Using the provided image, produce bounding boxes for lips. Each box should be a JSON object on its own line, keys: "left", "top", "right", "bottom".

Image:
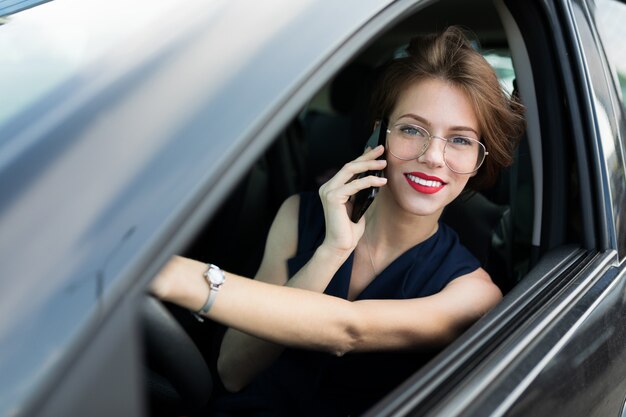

{"left": 404, "top": 172, "right": 446, "bottom": 194}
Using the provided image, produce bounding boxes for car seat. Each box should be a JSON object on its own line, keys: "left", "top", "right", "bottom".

{"left": 301, "top": 63, "right": 375, "bottom": 190}
{"left": 441, "top": 192, "right": 512, "bottom": 293}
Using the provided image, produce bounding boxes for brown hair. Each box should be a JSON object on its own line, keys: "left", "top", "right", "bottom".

{"left": 370, "top": 26, "right": 525, "bottom": 190}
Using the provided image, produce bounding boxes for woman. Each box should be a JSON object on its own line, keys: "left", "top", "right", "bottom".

{"left": 152, "top": 26, "right": 525, "bottom": 416}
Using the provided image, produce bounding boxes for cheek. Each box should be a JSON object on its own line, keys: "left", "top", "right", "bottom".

{"left": 384, "top": 154, "right": 405, "bottom": 173}
{"left": 448, "top": 174, "right": 472, "bottom": 198}
{"left": 383, "top": 159, "right": 407, "bottom": 184}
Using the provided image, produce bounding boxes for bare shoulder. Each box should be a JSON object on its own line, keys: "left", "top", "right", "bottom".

{"left": 279, "top": 193, "right": 301, "bottom": 220}
{"left": 270, "top": 194, "right": 300, "bottom": 247}
{"left": 445, "top": 267, "right": 501, "bottom": 291}
{"left": 254, "top": 194, "right": 301, "bottom": 285}
{"left": 441, "top": 268, "right": 503, "bottom": 314}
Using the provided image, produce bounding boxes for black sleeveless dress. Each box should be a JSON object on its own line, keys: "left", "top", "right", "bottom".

{"left": 212, "top": 192, "right": 480, "bottom": 417}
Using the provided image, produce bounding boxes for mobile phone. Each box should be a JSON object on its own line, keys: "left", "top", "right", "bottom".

{"left": 349, "top": 119, "right": 388, "bottom": 223}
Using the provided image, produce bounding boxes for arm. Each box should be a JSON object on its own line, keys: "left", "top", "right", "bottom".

{"left": 154, "top": 259, "right": 501, "bottom": 355}
{"left": 217, "top": 194, "right": 349, "bottom": 392}
{"left": 215, "top": 145, "right": 390, "bottom": 390}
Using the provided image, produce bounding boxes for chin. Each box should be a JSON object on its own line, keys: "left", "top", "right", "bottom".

{"left": 408, "top": 201, "right": 445, "bottom": 218}
{"left": 395, "top": 193, "right": 447, "bottom": 218}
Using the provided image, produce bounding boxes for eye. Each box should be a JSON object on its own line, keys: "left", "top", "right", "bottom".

{"left": 449, "top": 136, "right": 473, "bottom": 146}
{"left": 398, "top": 124, "right": 427, "bottom": 137}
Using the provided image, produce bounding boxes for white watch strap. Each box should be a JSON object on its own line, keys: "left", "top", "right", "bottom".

{"left": 196, "top": 264, "right": 224, "bottom": 316}
{"left": 197, "top": 289, "right": 213, "bottom": 316}
{"left": 199, "top": 285, "right": 219, "bottom": 315}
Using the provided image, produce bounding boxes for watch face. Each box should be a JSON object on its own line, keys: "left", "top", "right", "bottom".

{"left": 208, "top": 265, "right": 225, "bottom": 285}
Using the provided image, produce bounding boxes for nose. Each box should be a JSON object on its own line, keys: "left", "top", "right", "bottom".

{"left": 417, "top": 136, "right": 446, "bottom": 168}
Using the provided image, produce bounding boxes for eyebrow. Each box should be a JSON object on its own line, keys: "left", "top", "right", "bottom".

{"left": 397, "top": 113, "right": 479, "bottom": 137}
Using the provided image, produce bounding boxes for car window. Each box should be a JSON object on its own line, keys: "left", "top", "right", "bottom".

{"left": 593, "top": 0, "right": 626, "bottom": 110}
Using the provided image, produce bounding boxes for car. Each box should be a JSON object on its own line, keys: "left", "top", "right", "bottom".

{"left": 1, "top": 0, "right": 626, "bottom": 416}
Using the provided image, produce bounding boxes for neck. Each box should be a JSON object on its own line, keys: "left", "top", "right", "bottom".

{"left": 364, "top": 189, "right": 441, "bottom": 254}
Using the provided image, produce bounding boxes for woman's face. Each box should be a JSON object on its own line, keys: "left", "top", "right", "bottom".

{"left": 382, "top": 77, "right": 481, "bottom": 218}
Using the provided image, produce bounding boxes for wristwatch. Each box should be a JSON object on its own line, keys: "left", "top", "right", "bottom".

{"left": 196, "top": 263, "right": 226, "bottom": 316}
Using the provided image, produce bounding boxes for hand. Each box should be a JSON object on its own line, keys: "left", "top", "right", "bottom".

{"left": 318, "top": 145, "right": 387, "bottom": 256}
{"left": 150, "top": 256, "right": 208, "bottom": 311}
{"left": 149, "top": 255, "right": 183, "bottom": 301}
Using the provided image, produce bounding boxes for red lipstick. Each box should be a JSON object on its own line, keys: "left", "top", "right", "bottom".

{"left": 404, "top": 172, "right": 446, "bottom": 194}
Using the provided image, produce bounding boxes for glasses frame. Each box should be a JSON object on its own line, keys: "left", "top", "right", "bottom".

{"left": 385, "top": 123, "right": 488, "bottom": 174}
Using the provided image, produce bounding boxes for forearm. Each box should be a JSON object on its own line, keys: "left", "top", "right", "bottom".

{"left": 212, "top": 273, "right": 356, "bottom": 354}
{"left": 155, "top": 256, "right": 357, "bottom": 355}
{"left": 283, "top": 243, "right": 349, "bottom": 291}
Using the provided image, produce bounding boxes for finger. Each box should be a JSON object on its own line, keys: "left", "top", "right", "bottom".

{"left": 355, "top": 144, "right": 385, "bottom": 161}
{"left": 326, "top": 158, "right": 387, "bottom": 186}
{"left": 345, "top": 175, "right": 388, "bottom": 196}
{"left": 324, "top": 175, "right": 387, "bottom": 203}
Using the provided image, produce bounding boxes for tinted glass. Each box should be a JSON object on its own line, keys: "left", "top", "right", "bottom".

{"left": 594, "top": 0, "right": 626, "bottom": 110}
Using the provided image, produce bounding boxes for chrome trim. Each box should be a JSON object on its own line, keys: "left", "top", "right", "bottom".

{"left": 490, "top": 251, "right": 619, "bottom": 416}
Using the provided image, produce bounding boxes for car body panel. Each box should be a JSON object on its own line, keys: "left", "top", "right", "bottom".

{"left": 503, "top": 262, "right": 626, "bottom": 417}
{"left": 423, "top": 250, "right": 622, "bottom": 416}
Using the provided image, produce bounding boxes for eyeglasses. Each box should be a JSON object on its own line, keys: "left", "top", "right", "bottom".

{"left": 386, "top": 123, "right": 488, "bottom": 174}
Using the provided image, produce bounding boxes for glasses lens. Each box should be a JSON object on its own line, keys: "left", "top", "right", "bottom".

{"left": 388, "top": 124, "right": 430, "bottom": 159}
{"left": 443, "top": 137, "right": 485, "bottom": 174}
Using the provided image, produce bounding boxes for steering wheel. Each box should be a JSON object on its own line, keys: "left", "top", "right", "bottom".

{"left": 141, "top": 296, "right": 213, "bottom": 416}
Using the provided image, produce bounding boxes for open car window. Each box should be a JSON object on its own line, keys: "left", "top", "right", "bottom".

{"left": 172, "top": 1, "right": 590, "bottom": 415}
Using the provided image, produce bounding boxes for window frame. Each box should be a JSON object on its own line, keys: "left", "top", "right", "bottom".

{"left": 570, "top": 0, "right": 626, "bottom": 260}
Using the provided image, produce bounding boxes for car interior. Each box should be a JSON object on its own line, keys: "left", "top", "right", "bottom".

{"left": 142, "top": 0, "right": 588, "bottom": 415}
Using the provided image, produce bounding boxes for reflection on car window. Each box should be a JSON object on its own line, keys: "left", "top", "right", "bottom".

{"left": 484, "top": 51, "right": 515, "bottom": 95}
{"left": 594, "top": 0, "right": 626, "bottom": 110}
{"left": 0, "top": 0, "right": 180, "bottom": 135}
